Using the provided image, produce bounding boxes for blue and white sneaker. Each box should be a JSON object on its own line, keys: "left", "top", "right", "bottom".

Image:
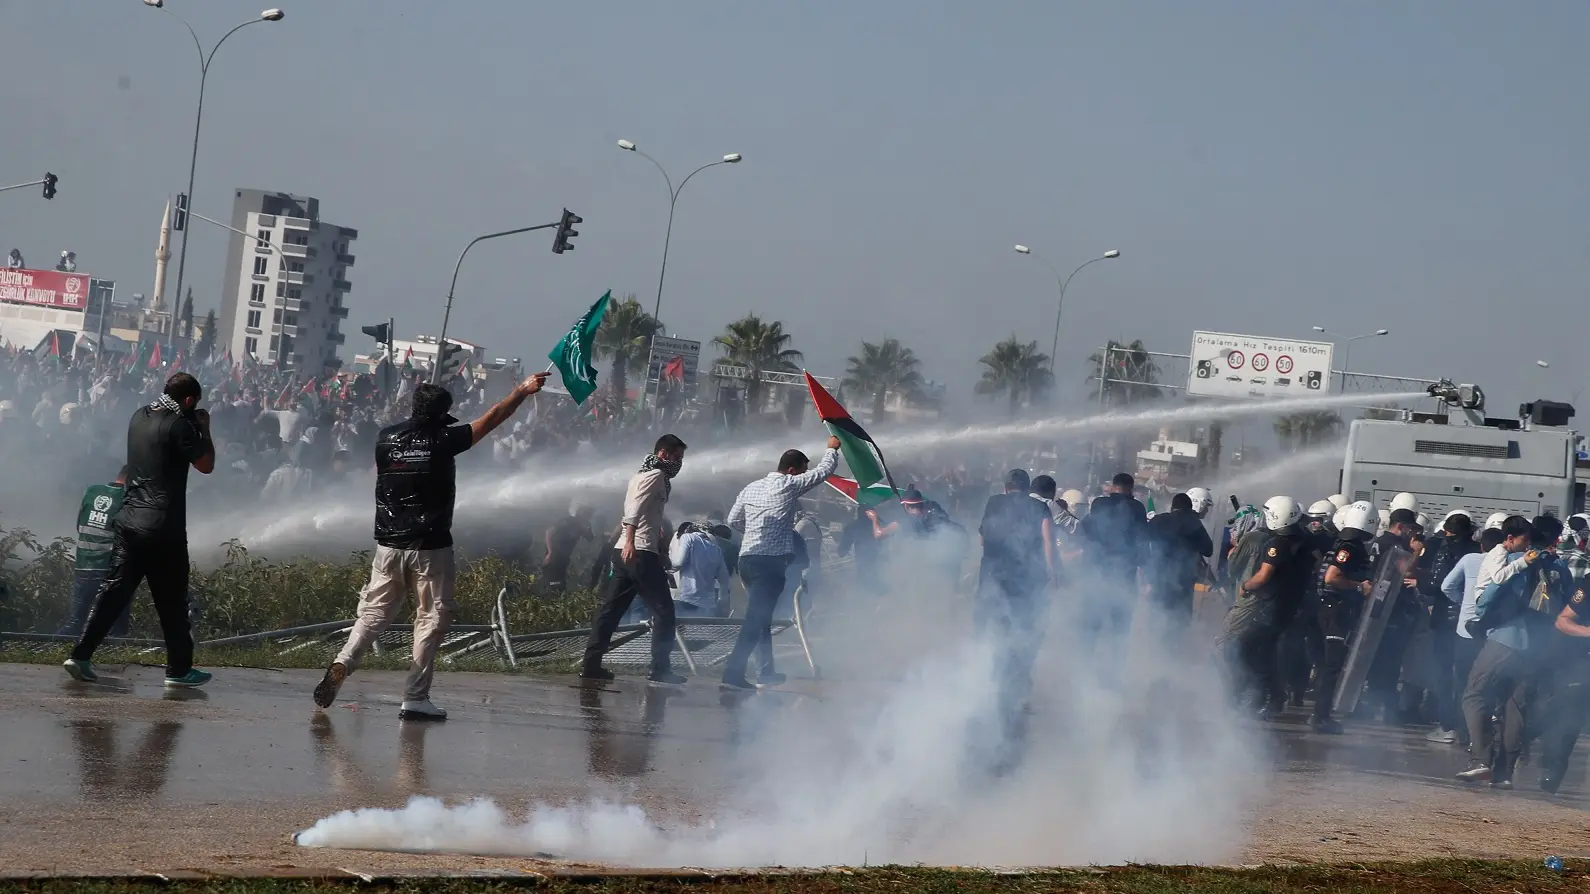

{"left": 63, "top": 658, "right": 97, "bottom": 683}
{"left": 164, "top": 669, "right": 213, "bottom": 689}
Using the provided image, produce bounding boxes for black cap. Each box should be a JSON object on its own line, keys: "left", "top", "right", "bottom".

{"left": 1004, "top": 469, "right": 1030, "bottom": 491}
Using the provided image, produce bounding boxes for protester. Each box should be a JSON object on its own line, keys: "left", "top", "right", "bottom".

{"left": 65, "top": 372, "right": 215, "bottom": 687}
{"left": 55, "top": 466, "right": 130, "bottom": 639}
{"left": 311, "top": 373, "right": 548, "bottom": 721}
{"left": 669, "top": 520, "right": 732, "bottom": 618}
{"left": 720, "top": 436, "right": 842, "bottom": 690}
{"left": 581, "top": 434, "right": 691, "bottom": 686}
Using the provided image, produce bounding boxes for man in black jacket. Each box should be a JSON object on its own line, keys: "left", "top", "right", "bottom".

{"left": 1147, "top": 492, "right": 1214, "bottom": 623}
{"left": 1079, "top": 472, "right": 1149, "bottom": 646}
{"left": 312, "top": 375, "right": 546, "bottom": 721}
{"left": 65, "top": 373, "right": 215, "bottom": 688}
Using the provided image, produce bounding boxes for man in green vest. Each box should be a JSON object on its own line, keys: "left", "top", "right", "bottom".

{"left": 56, "top": 467, "right": 130, "bottom": 638}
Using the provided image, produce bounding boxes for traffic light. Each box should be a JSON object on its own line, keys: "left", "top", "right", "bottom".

{"left": 551, "top": 208, "right": 582, "bottom": 254}
{"left": 360, "top": 322, "right": 390, "bottom": 343}
{"left": 172, "top": 193, "right": 188, "bottom": 231}
{"left": 41, "top": 173, "right": 57, "bottom": 201}
{"left": 436, "top": 341, "right": 468, "bottom": 379}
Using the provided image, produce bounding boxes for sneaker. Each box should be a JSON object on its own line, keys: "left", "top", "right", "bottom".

{"left": 1310, "top": 718, "right": 1344, "bottom": 735}
{"left": 1490, "top": 776, "right": 1513, "bottom": 790}
{"left": 648, "top": 671, "right": 688, "bottom": 686}
{"left": 580, "top": 667, "right": 616, "bottom": 683}
{"left": 1425, "top": 727, "right": 1459, "bottom": 744}
{"left": 164, "top": 669, "right": 212, "bottom": 689}
{"left": 1456, "top": 761, "right": 1492, "bottom": 783}
{"left": 758, "top": 672, "right": 787, "bottom": 686}
{"left": 399, "top": 699, "right": 447, "bottom": 721}
{"left": 313, "top": 662, "right": 346, "bottom": 709}
{"left": 720, "top": 676, "right": 756, "bottom": 692}
{"left": 62, "top": 658, "right": 97, "bottom": 683}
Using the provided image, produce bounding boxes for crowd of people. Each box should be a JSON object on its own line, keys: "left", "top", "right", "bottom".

{"left": 34, "top": 351, "right": 1590, "bottom": 792}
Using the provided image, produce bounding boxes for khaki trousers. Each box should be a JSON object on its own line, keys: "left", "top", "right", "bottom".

{"left": 336, "top": 545, "right": 457, "bottom": 701}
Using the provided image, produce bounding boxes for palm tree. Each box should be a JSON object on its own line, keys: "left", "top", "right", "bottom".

{"left": 843, "top": 338, "right": 924, "bottom": 422}
{"left": 1274, "top": 410, "right": 1344, "bottom": 449}
{"left": 714, "top": 315, "right": 802, "bottom": 411}
{"left": 977, "top": 336, "right": 1052, "bottom": 415}
{"left": 1088, "top": 339, "right": 1161, "bottom": 405}
{"left": 592, "top": 294, "right": 662, "bottom": 405}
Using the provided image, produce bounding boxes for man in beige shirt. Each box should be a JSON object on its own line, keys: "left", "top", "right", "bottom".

{"left": 581, "top": 434, "right": 688, "bottom": 684}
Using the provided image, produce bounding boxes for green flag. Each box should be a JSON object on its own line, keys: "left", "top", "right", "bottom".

{"left": 547, "top": 291, "right": 611, "bottom": 405}
{"left": 1146, "top": 494, "right": 1156, "bottom": 514}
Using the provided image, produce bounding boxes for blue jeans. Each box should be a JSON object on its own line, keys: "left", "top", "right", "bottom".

{"left": 58, "top": 570, "right": 129, "bottom": 639}
{"left": 723, "top": 554, "right": 788, "bottom": 682}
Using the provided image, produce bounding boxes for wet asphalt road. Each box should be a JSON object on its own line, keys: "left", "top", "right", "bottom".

{"left": 1, "top": 660, "right": 1588, "bottom": 873}
{"left": 2, "top": 660, "right": 1584, "bottom": 807}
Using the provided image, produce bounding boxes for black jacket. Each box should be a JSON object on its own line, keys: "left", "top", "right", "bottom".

{"left": 372, "top": 417, "right": 474, "bottom": 550}
{"left": 1147, "top": 508, "right": 1214, "bottom": 592}
{"left": 1081, "top": 493, "right": 1149, "bottom": 575}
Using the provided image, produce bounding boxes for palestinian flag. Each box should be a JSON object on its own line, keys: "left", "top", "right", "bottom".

{"left": 147, "top": 342, "right": 162, "bottom": 369}
{"left": 804, "top": 371, "right": 894, "bottom": 496}
{"left": 825, "top": 475, "right": 896, "bottom": 508}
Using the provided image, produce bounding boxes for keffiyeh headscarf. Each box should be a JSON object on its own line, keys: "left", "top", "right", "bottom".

{"left": 150, "top": 393, "right": 183, "bottom": 414}
{"left": 641, "top": 453, "right": 682, "bottom": 499}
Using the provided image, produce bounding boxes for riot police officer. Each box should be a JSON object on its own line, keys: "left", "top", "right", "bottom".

{"left": 1363, "top": 508, "right": 1424, "bottom": 722}
{"left": 1311, "top": 500, "right": 1378, "bottom": 734}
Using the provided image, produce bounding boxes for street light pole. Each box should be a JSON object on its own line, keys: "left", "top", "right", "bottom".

{"left": 146, "top": 2, "right": 285, "bottom": 358}
{"left": 1013, "top": 245, "right": 1120, "bottom": 370}
{"left": 431, "top": 223, "right": 561, "bottom": 384}
{"left": 617, "top": 140, "right": 741, "bottom": 327}
{"left": 1313, "top": 326, "right": 1389, "bottom": 393}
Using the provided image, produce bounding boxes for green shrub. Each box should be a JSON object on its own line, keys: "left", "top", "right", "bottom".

{"left": 0, "top": 526, "right": 604, "bottom": 640}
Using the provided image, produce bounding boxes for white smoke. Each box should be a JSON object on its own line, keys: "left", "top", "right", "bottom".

{"left": 295, "top": 529, "right": 1265, "bottom": 867}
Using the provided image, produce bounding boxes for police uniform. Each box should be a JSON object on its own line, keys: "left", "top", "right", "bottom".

{"left": 1279, "top": 523, "right": 1339, "bottom": 703}
{"left": 1536, "top": 586, "right": 1590, "bottom": 791}
{"left": 1364, "top": 531, "right": 1418, "bottom": 720}
{"left": 1312, "top": 535, "right": 1373, "bottom": 725}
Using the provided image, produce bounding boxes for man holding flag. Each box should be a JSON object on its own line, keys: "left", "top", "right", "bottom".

{"left": 312, "top": 370, "right": 547, "bottom": 720}
{"left": 722, "top": 434, "right": 843, "bottom": 690}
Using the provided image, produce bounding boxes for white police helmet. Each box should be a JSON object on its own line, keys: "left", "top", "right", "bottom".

{"left": 1339, "top": 500, "right": 1377, "bottom": 535}
{"left": 1327, "top": 494, "right": 1349, "bottom": 510}
{"left": 1307, "top": 500, "right": 1336, "bottom": 518}
{"left": 1186, "top": 486, "right": 1214, "bottom": 518}
{"left": 1390, "top": 492, "right": 1419, "bottom": 513}
{"left": 1263, "top": 495, "right": 1302, "bottom": 531}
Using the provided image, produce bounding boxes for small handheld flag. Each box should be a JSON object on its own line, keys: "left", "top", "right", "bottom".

{"left": 547, "top": 291, "right": 611, "bottom": 405}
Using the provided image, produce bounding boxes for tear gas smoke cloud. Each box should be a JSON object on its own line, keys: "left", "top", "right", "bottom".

{"left": 296, "top": 527, "right": 1265, "bottom": 867}
{"left": 223, "top": 391, "right": 1421, "bottom": 555}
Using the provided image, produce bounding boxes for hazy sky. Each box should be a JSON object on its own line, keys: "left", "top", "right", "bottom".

{"left": 2, "top": 1, "right": 1585, "bottom": 411}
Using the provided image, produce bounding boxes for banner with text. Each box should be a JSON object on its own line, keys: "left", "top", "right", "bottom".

{"left": 0, "top": 267, "right": 91, "bottom": 312}
{"left": 1187, "top": 331, "right": 1333, "bottom": 399}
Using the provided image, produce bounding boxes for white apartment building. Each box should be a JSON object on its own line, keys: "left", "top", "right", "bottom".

{"left": 215, "top": 190, "right": 356, "bottom": 371}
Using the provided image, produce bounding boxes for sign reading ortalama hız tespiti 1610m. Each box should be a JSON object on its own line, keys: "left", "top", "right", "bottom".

{"left": 1187, "top": 330, "right": 1333, "bottom": 399}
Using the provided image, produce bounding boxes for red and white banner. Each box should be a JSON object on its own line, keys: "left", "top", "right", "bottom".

{"left": 0, "top": 267, "right": 90, "bottom": 311}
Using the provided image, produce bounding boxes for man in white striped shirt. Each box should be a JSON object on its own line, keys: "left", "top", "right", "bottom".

{"left": 721, "top": 436, "right": 841, "bottom": 689}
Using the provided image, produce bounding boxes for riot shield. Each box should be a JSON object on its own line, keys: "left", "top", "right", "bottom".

{"left": 1332, "top": 546, "right": 1413, "bottom": 715}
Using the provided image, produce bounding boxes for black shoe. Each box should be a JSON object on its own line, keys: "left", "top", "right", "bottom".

{"left": 758, "top": 672, "right": 787, "bottom": 686}
{"left": 720, "top": 676, "right": 755, "bottom": 691}
{"left": 580, "top": 667, "right": 616, "bottom": 682}
{"left": 312, "top": 662, "right": 346, "bottom": 709}
{"left": 1289, "top": 693, "right": 1305, "bottom": 708}
{"left": 648, "top": 671, "right": 687, "bottom": 686}
{"left": 1310, "top": 718, "right": 1344, "bottom": 735}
